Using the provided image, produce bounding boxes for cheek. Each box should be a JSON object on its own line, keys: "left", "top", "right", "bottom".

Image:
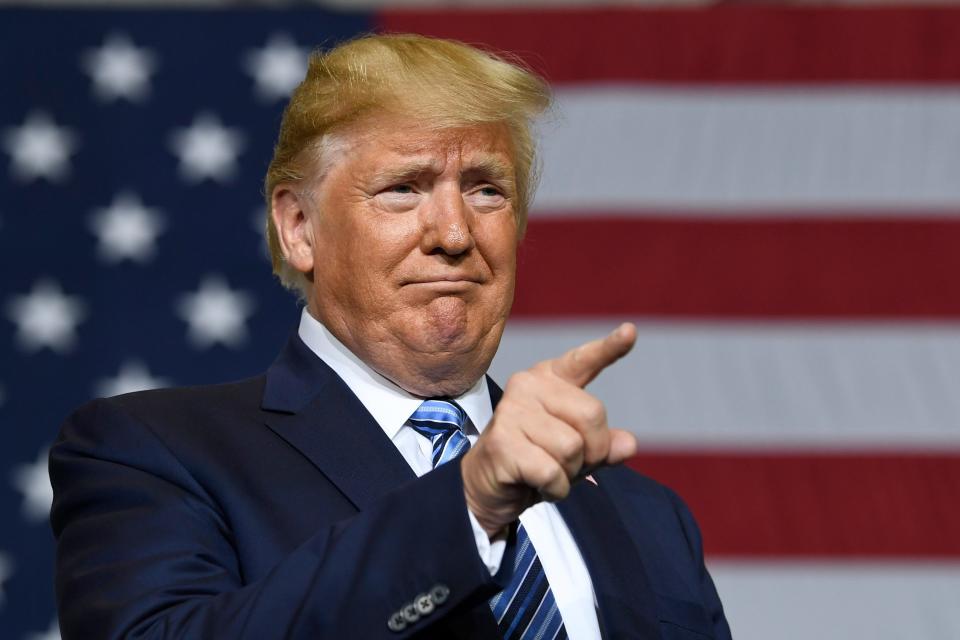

{"left": 348, "top": 217, "right": 422, "bottom": 285}
{"left": 376, "top": 223, "right": 422, "bottom": 269}
{"left": 322, "top": 203, "right": 412, "bottom": 257}
{"left": 477, "top": 218, "right": 520, "bottom": 276}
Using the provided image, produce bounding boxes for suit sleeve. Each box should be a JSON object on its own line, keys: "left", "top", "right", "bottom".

{"left": 50, "top": 398, "right": 507, "bottom": 640}
{"left": 663, "top": 486, "right": 733, "bottom": 640}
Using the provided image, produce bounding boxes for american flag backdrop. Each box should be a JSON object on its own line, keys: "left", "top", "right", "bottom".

{"left": 2, "top": 5, "right": 959, "bottom": 639}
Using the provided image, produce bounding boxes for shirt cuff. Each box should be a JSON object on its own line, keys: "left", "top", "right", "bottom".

{"left": 467, "top": 509, "right": 507, "bottom": 575}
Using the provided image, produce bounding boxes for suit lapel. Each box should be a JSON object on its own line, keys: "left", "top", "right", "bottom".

{"left": 557, "top": 477, "right": 661, "bottom": 639}
{"left": 261, "top": 332, "right": 415, "bottom": 511}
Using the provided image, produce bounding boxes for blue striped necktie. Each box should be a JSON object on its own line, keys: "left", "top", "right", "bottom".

{"left": 407, "top": 399, "right": 568, "bottom": 640}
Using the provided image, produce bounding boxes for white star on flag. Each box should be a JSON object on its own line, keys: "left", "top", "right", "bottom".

{"left": 177, "top": 275, "right": 255, "bottom": 348}
{"left": 89, "top": 191, "right": 165, "bottom": 263}
{"left": 25, "top": 618, "right": 61, "bottom": 640}
{"left": 0, "top": 551, "right": 12, "bottom": 608}
{"left": 96, "top": 361, "right": 170, "bottom": 397}
{"left": 81, "top": 33, "right": 158, "bottom": 103}
{"left": 168, "top": 113, "right": 245, "bottom": 183}
{"left": 6, "top": 279, "right": 87, "bottom": 353}
{"left": 243, "top": 34, "right": 309, "bottom": 101}
{"left": 11, "top": 447, "right": 53, "bottom": 523}
{"left": 2, "top": 111, "right": 78, "bottom": 183}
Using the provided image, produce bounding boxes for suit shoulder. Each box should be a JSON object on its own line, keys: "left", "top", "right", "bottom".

{"left": 113, "top": 376, "right": 266, "bottom": 414}
{"left": 62, "top": 376, "right": 267, "bottom": 441}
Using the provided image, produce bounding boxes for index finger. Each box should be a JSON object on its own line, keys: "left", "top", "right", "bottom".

{"left": 549, "top": 322, "right": 637, "bottom": 388}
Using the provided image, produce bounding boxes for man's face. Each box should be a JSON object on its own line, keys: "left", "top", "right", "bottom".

{"left": 295, "top": 116, "right": 520, "bottom": 396}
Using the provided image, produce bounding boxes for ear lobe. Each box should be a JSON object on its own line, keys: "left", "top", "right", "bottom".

{"left": 271, "top": 185, "right": 315, "bottom": 274}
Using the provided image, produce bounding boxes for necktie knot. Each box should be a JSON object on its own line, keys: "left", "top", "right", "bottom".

{"left": 408, "top": 399, "right": 470, "bottom": 468}
{"left": 409, "top": 399, "right": 466, "bottom": 431}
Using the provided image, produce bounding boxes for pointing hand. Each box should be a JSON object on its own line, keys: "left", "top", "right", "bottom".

{"left": 461, "top": 323, "right": 639, "bottom": 537}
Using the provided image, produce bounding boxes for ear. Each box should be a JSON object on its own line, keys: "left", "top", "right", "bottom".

{"left": 271, "top": 185, "right": 315, "bottom": 275}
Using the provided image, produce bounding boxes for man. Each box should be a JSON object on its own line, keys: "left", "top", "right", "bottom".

{"left": 51, "top": 34, "right": 730, "bottom": 639}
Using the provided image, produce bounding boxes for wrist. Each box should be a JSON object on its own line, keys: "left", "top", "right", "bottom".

{"left": 464, "top": 489, "right": 508, "bottom": 538}
{"left": 461, "top": 449, "right": 503, "bottom": 537}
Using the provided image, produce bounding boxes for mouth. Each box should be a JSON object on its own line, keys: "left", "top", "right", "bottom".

{"left": 403, "top": 274, "right": 483, "bottom": 285}
{"left": 405, "top": 279, "right": 479, "bottom": 290}
{"left": 402, "top": 276, "right": 484, "bottom": 293}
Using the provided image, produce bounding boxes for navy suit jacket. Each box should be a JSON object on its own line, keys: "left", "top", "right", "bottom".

{"left": 50, "top": 332, "right": 731, "bottom": 639}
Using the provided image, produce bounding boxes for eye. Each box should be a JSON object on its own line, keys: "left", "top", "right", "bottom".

{"left": 375, "top": 183, "right": 420, "bottom": 213}
{"left": 466, "top": 184, "right": 507, "bottom": 212}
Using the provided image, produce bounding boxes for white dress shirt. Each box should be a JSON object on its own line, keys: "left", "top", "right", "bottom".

{"left": 298, "top": 308, "right": 601, "bottom": 639}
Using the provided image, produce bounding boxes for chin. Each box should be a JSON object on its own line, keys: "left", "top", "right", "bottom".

{"left": 400, "top": 329, "right": 492, "bottom": 398}
{"left": 388, "top": 301, "right": 505, "bottom": 395}
{"left": 419, "top": 298, "right": 475, "bottom": 350}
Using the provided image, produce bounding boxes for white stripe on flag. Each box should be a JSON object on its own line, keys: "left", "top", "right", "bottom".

{"left": 710, "top": 561, "right": 960, "bottom": 640}
{"left": 534, "top": 88, "right": 960, "bottom": 213}
{"left": 491, "top": 321, "right": 960, "bottom": 448}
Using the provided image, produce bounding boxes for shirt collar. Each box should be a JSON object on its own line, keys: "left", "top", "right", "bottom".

{"left": 297, "top": 307, "right": 493, "bottom": 440}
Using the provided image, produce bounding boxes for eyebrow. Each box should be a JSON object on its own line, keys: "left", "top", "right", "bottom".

{"left": 464, "top": 157, "right": 515, "bottom": 183}
{"left": 372, "top": 155, "right": 515, "bottom": 185}
{"left": 372, "top": 160, "right": 442, "bottom": 185}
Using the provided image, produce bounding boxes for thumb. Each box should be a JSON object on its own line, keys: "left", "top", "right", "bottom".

{"left": 606, "top": 429, "right": 638, "bottom": 465}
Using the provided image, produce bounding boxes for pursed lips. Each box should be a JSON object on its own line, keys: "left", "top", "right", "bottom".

{"left": 400, "top": 276, "right": 485, "bottom": 297}
{"left": 402, "top": 274, "right": 484, "bottom": 285}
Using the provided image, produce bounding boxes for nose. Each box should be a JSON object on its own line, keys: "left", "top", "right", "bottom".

{"left": 419, "top": 183, "right": 476, "bottom": 256}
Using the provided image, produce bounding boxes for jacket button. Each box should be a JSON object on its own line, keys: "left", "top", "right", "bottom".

{"left": 387, "top": 610, "right": 407, "bottom": 632}
{"left": 401, "top": 602, "right": 420, "bottom": 624}
{"left": 429, "top": 584, "right": 450, "bottom": 606}
{"left": 415, "top": 592, "right": 435, "bottom": 616}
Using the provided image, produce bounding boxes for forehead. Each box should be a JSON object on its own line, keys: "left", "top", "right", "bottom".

{"left": 342, "top": 116, "right": 516, "bottom": 170}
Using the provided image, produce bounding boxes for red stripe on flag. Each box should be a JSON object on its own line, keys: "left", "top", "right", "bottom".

{"left": 513, "top": 216, "right": 960, "bottom": 318}
{"left": 379, "top": 7, "right": 960, "bottom": 84}
{"left": 627, "top": 452, "right": 960, "bottom": 558}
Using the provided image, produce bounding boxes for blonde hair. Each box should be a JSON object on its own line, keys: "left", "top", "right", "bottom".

{"left": 264, "top": 33, "right": 552, "bottom": 298}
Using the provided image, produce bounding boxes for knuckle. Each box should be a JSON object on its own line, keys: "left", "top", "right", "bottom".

{"left": 484, "top": 425, "right": 515, "bottom": 459}
{"left": 582, "top": 399, "right": 606, "bottom": 427}
{"left": 506, "top": 370, "right": 535, "bottom": 393}
{"left": 545, "top": 465, "right": 566, "bottom": 490}
{"left": 555, "top": 430, "right": 583, "bottom": 463}
{"left": 526, "top": 464, "right": 551, "bottom": 489}
{"left": 490, "top": 401, "right": 524, "bottom": 434}
{"left": 536, "top": 459, "right": 563, "bottom": 484}
{"left": 582, "top": 435, "right": 609, "bottom": 466}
